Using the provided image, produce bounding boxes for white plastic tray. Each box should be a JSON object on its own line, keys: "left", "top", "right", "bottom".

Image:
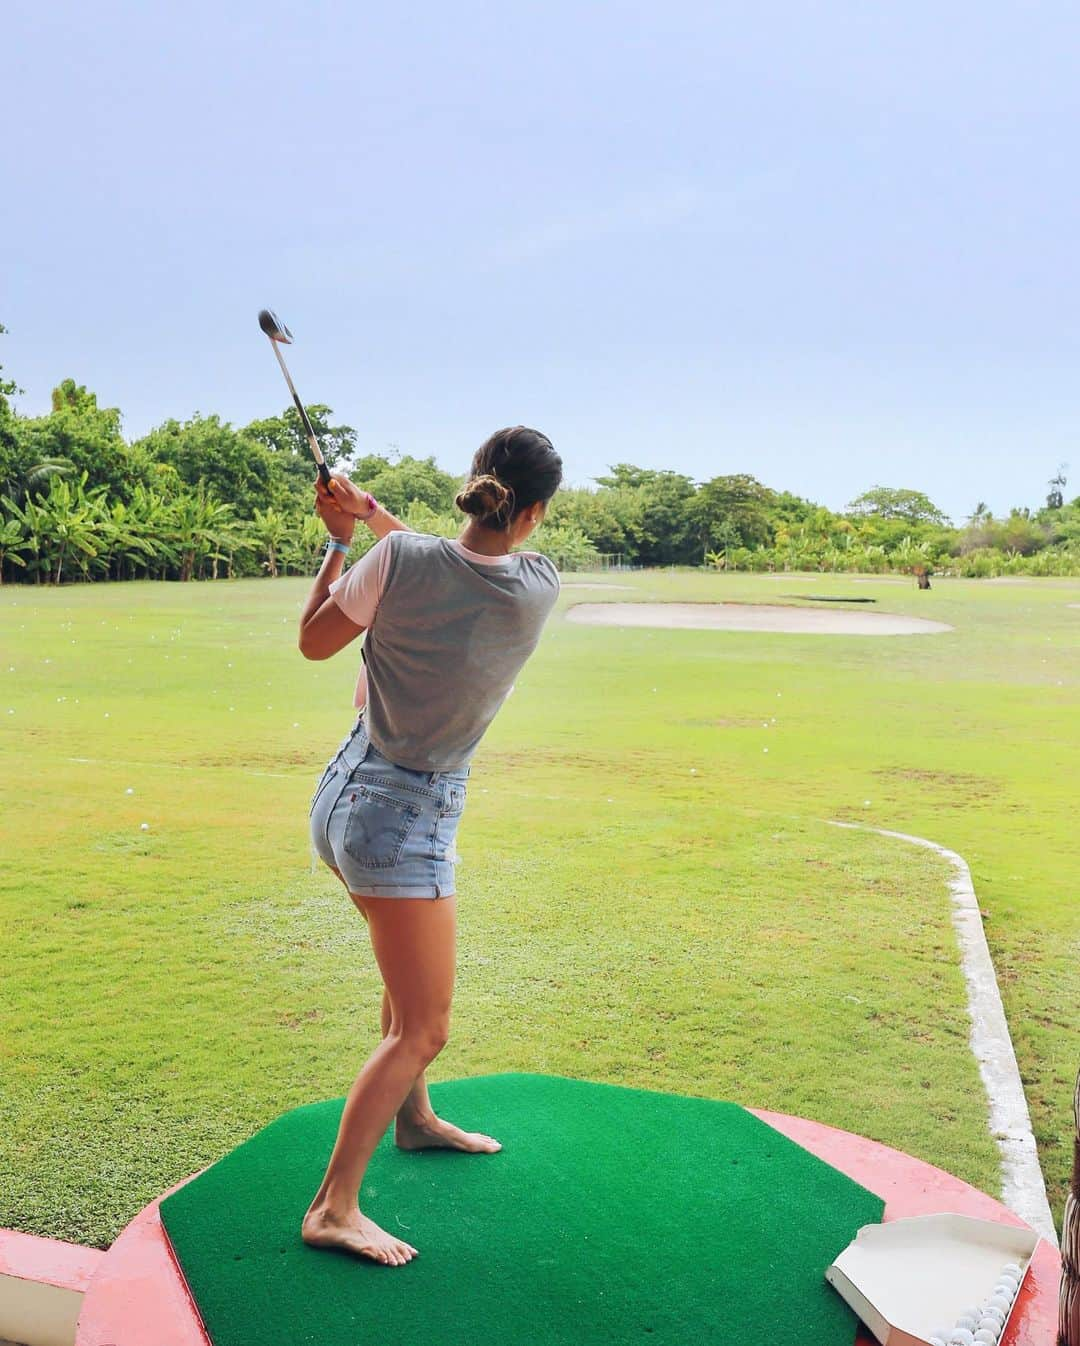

{"left": 825, "top": 1213, "right": 1043, "bottom": 1346}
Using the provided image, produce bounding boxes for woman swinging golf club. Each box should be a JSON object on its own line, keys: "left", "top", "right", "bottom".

{"left": 297, "top": 426, "right": 563, "bottom": 1266}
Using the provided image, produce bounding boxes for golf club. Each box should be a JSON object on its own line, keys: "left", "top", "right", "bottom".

{"left": 257, "top": 308, "right": 333, "bottom": 490}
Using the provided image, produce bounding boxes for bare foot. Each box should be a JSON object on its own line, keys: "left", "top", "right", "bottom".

{"left": 301, "top": 1204, "right": 419, "bottom": 1266}
{"left": 395, "top": 1113, "right": 502, "bottom": 1154}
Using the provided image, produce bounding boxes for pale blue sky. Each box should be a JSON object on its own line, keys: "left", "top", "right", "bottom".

{"left": 4, "top": 1, "right": 1077, "bottom": 522}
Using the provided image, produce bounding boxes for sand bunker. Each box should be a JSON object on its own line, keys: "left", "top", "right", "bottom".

{"left": 565, "top": 602, "right": 952, "bottom": 635}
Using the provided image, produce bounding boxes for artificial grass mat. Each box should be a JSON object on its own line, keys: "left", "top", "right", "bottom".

{"left": 159, "top": 1072, "right": 884, "bottom": 1346}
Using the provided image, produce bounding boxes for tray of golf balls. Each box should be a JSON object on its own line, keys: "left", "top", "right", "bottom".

{"left": 825, "top": 1212, "right": 1042, "bottom": 1346}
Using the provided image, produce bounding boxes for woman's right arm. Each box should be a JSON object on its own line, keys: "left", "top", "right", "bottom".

{"left": 362, "top": 501, "right": 413, "bottom": 541}
{"left": 326, "top": 472, "right": 414, "bottom": 539}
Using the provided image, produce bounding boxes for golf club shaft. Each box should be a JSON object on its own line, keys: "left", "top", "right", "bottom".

{"left": 269, "top": 341, "right": 332, "bottom": 488}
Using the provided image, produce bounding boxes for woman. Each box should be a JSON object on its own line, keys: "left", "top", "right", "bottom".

{"left": 296, "top": 426, "right": 563, "bottom": 1267}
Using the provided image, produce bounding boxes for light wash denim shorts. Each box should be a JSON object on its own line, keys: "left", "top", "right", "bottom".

{"left": 309, "top": 712, "right": 469, "bottom": 899}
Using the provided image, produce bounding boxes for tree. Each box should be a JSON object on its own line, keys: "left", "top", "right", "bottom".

{"left": 693, "top": 474, "right": 776, "bottom": 556}
{"left": 14, "top": 380, "right": 143, "bottom": 505}
{"left": 354, "top": 454, "right": 462, "bottom": 516}
{"left": 246, "top": 404, "right": 357, "bottom": 499}
{"left": 847, "top": 487, "right": 951, "bottom": 527}
{"left": 544, "top": 487, "right": 628, "bottom": 556}
{"left": 1047, "top": 464, "right": 1068, "bottom": 511}
{"left": 0, "top": 508, "right": 28, "bottom": 585}
{"left": 133, "top": 414, "right": 283, "bottom": 518}
{"left": 0, "top": 323, "right": 23, "bottom": 510}
{"left": 249, "top": 505, "right": 290, "bottom": 578}
{"left": 591, "top": 465, "right": 699, "bottom": 565}
{"left": 0, "top": 323, "right": 18, "bottom": 407}
{"left": 19, "top": 470, "right": 108, "bottom": 584}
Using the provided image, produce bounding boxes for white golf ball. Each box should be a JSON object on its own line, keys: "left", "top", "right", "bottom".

{"left": 981, "top": 1307, "right": 1006, "bottom": 1327}
{"left": 929, "top": 1338, "right": 947, "bottom": 1346}
{"left": 140, "top": 822, "right": 149, "bottom": 831}
{"left": 974, "top": 1331, "right": 998, "bottom": 1346}
{"left": 988, "top": 1295, "right": 1011, "bottom": 1314}
{"left": 949, "top": 1330, "right": 975, "bottom": 1346}
{"left": 993, "top": 1282, "right": 1015, "bottom": 1300}
{"left": 1001, "top": 1263, "right": 1022, "bottom": 1278}
{"left": 956, "top": 1315, "right": 978, "bottom": 1331}
{"left": 125, "top": 788, "right": 134, "bottom": 795}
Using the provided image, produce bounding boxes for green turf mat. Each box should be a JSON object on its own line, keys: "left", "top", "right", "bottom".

{"left": 159, "top": 1073, "right": 883, "bottom": 1345}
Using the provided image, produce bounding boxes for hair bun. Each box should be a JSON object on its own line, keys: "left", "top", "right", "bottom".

{"left": 455, "top": 472, "right": 515, "bottom": 522}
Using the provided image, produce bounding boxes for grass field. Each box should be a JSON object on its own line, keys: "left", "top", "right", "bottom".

{"left": 1, "top": 570, "right": 1077, "bottom": 1250}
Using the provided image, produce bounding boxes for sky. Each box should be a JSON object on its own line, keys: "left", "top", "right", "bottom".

{"left": 3, "top": 0, "right": 1078, "bottom": 524}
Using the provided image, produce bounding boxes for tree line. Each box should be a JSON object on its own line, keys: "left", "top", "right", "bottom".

{"left": 1, "top": 327, "right": 1076, "bottom": 583}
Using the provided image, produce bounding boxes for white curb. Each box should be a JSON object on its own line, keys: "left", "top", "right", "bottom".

{"left": 828, "top": 821, "right": 1059, "bottom": 1247}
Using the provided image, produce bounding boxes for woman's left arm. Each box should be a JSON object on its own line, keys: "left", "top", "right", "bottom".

{"left": 298, "top": 474, "right": 410, "bottom": 660}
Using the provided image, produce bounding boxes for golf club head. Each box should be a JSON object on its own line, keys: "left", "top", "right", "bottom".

{"left": 258, "top": 308, "right": 293, "bottom": 343}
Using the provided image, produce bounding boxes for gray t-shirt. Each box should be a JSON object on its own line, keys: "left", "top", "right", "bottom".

{"left": 332, "top": 531, "right": 560, "bottom": 771}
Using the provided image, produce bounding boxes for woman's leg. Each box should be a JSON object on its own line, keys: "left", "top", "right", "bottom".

{"left": 339, "top": 873, "right": 432, "bottom": 1126}
{"left": 326, "top": 863, "right": 499, "bottom": 1149}
{"left": 353, "top": 908, "right": 502, "bottom": 1155}
{"left": 301, "top": 894, "right": 458, "bottom": 1265}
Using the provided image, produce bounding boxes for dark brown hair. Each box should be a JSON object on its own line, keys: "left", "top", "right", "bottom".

{"left": 455, "top": 426, "right": 563, "bottom": 530}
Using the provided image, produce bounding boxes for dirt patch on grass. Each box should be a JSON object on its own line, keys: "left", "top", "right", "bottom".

{"left": 561, "top": 583, "right": 635, "bottom": 591}
{"left": 188, "top": 749, "right": 315, "bottom": 770}
{"left": 565, "top": 602, "right": 952, "bottom": 635}
{"left": 872, "top": 766, "right": 1002, "bottom": 802}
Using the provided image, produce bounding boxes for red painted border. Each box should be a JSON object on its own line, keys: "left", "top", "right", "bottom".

{"left": 0, "top": 1227, "right": 104, "bottom": 1293}
{"left": 75, "top": 1171, "right": 212, "bottom": 1346}
{"left": 67, "top": 1112, "right": 1061, "bottom": 1346}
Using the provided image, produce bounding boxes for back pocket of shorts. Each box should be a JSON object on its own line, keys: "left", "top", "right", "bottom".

{"left": 343, "top": 783, "right": 422, "bottom": 869}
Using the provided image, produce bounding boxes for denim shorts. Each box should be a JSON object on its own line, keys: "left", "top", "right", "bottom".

{"left": 309, "top": 713, "right": 470, "bottom": 899}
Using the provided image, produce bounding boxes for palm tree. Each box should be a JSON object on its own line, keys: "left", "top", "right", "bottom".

{"left": 30, "top": 471, "right": 103, "bottom": 584}
{"left": 128, "top": 482, "right": 178, "bottom": 580}
{"left": 166, "top": 480, "right": 236, "bottom": 581}
{"left": 2, "top": 456, "right": 73, "bottom": 509}
{"left": 249, "top": 505, "right": 289, "bottom": 578}
{"left": 101, "top": 498, "right": 158, "bottom": 581}
{"left": 0, "top": 508, "right": 28, "bottom": 585}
